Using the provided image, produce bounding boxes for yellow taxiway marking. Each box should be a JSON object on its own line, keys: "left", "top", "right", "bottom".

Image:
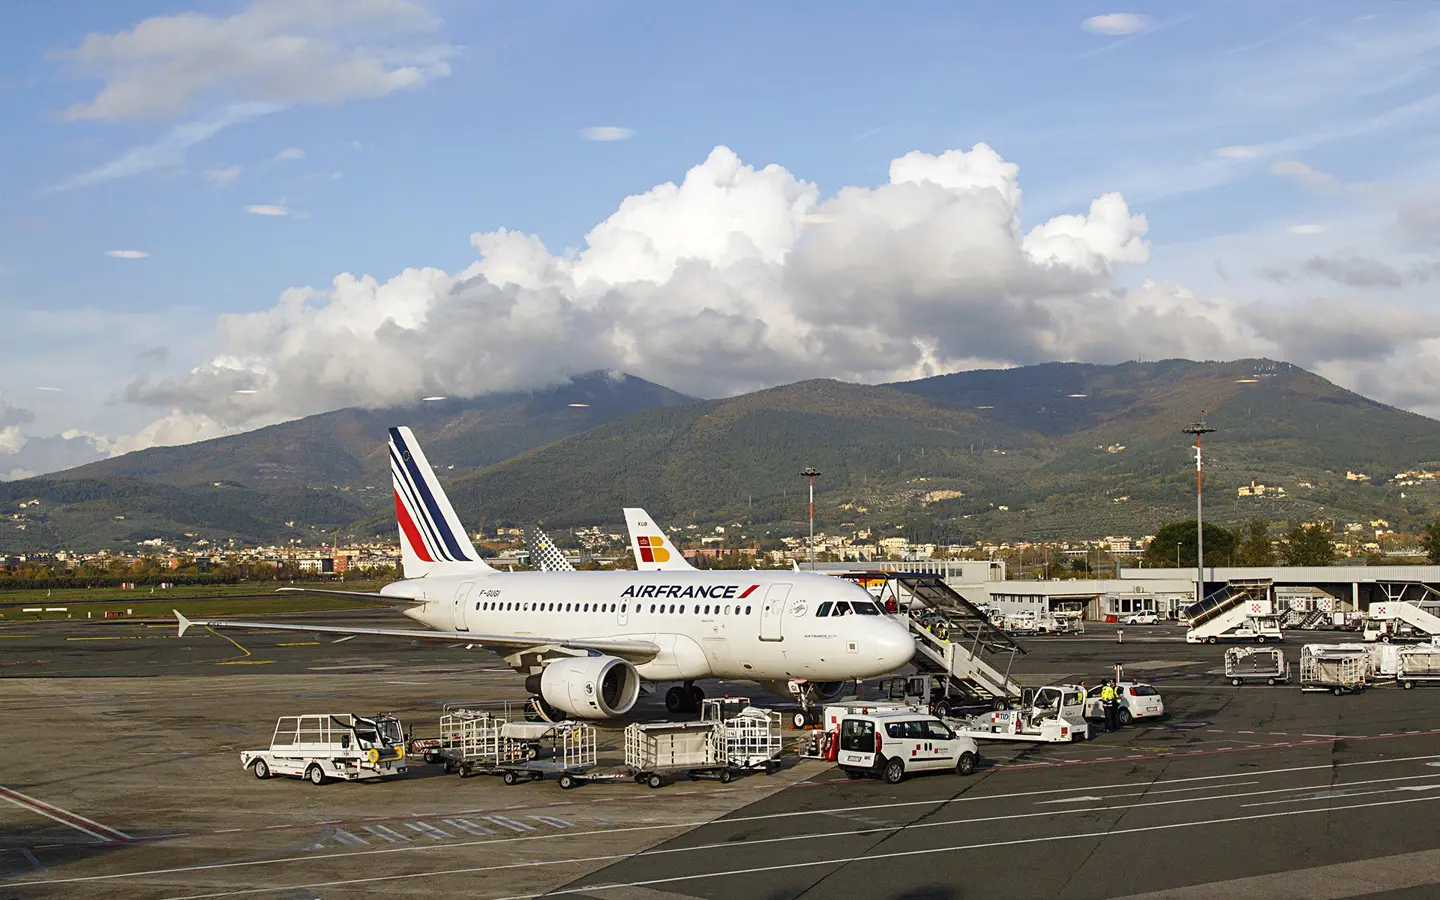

{"left": 217, "top": 660, "right": 275, "bottom": 666}
{"left": 0, "top": 634, "right": 38, "bottom": 639}
{"left": 276, "top": 641, "right": 321, "bottom": 646}
{"left": 66, "top": 636, "right": 142, "bottom": 641}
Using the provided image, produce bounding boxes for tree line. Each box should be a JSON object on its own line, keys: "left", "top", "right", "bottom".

{"left": 1143, "top": 518, "right": 1440, "bottom": 568}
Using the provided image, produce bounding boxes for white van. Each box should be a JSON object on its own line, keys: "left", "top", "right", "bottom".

{"left": 836, "top": 711, "right": 981, "bottom": 784}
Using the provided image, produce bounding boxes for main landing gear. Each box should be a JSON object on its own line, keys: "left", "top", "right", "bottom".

{"left": 665, "top": 682, "right": 705, "bottom": 715}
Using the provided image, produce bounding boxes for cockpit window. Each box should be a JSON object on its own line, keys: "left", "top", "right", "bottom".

{"left": 816, "top": 602, "right": 833, "bottom": 617}
{"left": 851, "top": 600, "right": 881, "bottom": 615}
{"left": 832, "top": 601, "right": 853, "bottom": 616}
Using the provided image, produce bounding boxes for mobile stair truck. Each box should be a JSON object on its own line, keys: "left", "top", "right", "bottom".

{"left": 1225, "top": 646, "right": 1291, "bottom": 686}
{"left": 1186, "top": 579, "right": 1284, "bottom": 644}
{"left": 1363, "top": 601, "right": 1440, "bottom": 643}
{"left": 242, "top": 713, "right": 407, "bottom": 784}
{"left": 949, "top": 684, "right": 1090, "bottom": 743}
{"left": 1397, "top": 645, "right": 1440, "bottom": 690}
{"left": 1300, "top": 644, "right": 1369, "bottom": 695}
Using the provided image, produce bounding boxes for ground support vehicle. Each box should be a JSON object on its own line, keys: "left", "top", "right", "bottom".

{"left": 1186, "top": 580, "right": 1284, "bottom": 644}
{"left": 1364, "top": 601, "right": 1440, "bottom": 643}
{"left": 1083, "top": 682, "right": 1165, "bottom": 725}
{"left": 242, "top": 713, "right": 407, "bottom": 785}
{"left": 1398, "top": 645, "right": 1440, "bottom": 690}
{"left": 836, "top": 710, "right": 981, "bottom": 784}
{"left": 950, "top": 684, "right": 1089, "bottom": 743}
{"left": 1122, "top": 613, "right": 1158, "bottom": 625}
{"left": 1300, "top": 645, "right": 1369, "bottom": 695}
{"left": 872, "top": 673, "right": 992, "bottom": 720}
{"left": 1225, "top": 646, "right": 1290, "bottom": 686}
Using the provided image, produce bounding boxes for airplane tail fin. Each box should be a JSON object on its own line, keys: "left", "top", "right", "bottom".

{"left": 528, "top": 525, "right": 576, "bottom": 572}
{"left": 624, "top": 507, "right": 694, "bottom": 571}
{"left": 388, "top": 426, "right": 495, "bottom": 579}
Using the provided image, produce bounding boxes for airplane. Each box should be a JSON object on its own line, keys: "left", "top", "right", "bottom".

{"left": 625, "top": 507, "right": 696, "bottom": 572}
{"left": 174, "top": 426, "right": 915, "bottom": 724}
{"left": 527, "top": 525, "right": 576, "bottom": 572}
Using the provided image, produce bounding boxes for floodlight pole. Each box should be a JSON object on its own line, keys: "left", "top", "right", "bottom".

{"left": 800, "top": 467, "right": 821, "bottom": 570}
{"left": 1183, "top": 416, "right": 1217, "bottom": 605}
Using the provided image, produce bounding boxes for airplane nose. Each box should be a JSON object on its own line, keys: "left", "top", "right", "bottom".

{"left": 878, "top": 619, "right": 916, "bottom": 664}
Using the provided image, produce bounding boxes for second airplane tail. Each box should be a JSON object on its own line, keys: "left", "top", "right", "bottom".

{"left": 389, "top": 426, "right": 495, "bottom": 579}
{"left": 624, "top": 507, "right": 695, "bottom": 571}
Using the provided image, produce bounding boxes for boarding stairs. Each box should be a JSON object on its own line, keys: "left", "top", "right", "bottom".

{"left": 1369, "top": 600, "right": 1440, "bottom": 640}
{"left": 1294, "top": 609, "right": 1331, "bottom": 630}
{"left": 1186, "top": 579, "right": 1276, "bottom": 643}
{"left": 845, "top": 573, "right": 1026, "bottom": 706}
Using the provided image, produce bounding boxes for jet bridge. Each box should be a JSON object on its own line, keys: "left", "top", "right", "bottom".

{"left": 840, "top": 572, "right": 1025, "bottom": 708}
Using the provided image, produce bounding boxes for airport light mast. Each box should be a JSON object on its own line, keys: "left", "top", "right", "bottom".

{"left": 800, "top": 467, "right": 821, "bottom": 570}
{"left": 1183, "top": 416, "right": 1216, "bottom": 606}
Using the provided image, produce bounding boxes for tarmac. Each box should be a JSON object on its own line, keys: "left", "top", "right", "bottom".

{"left": 2, "top": 611, "right": 1440, "bottom": 899}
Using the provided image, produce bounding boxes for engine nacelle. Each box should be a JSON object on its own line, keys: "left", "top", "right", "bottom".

{"left": 525, "top": 656, "right": 640, "bottom": 719}
{"left": 761, "top": 679, "right": 848, "bottom": 703}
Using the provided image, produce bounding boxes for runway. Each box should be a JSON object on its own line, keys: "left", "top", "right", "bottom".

{"left": 2, "top": 613, "right": 1438, "bottom": 899}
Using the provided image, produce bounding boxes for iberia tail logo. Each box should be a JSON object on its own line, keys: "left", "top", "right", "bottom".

{"left": 637, "top": 535, "right": 671, "bottom": 563}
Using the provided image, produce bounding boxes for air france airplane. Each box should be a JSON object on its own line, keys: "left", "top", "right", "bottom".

{"left": 175, "top": 427, "right": 914, "bottom": 722}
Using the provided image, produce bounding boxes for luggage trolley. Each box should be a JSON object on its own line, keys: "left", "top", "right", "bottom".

{"left": 1225, "top": 646, "right": 1291, "bottom": 686}
{"left": 625, "top": 721, "right": 726, "bottom": 788}
{"left": 702, "top": 698, "right": 783, "bottom": 775}
{"left": 495, "top": 720, "right": 599, "bottom": 788}
{"left": 1300, "top": 644, "right": 1368, "bottom": 695}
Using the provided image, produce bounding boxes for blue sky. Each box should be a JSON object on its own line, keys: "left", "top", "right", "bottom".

{"left": 3, "top": 1, "right": 1439, "bottom": 477}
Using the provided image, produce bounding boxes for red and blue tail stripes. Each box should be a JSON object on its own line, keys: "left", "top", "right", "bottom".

{"left": 389, "top": 426, "right": 480, "bottom": 564}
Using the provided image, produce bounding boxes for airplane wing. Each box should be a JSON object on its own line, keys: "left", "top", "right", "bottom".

{"left": 172, "top": 610, "right": 660, "bottom": 665}
{"left": 274, "top": 587, "right": 426, "bottom": 607}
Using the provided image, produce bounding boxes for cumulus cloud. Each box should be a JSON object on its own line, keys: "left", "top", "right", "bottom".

{"left": 105, "top": 249, "right": 150, "bottom": 259}
{"left": 274, "top": 147, "right": 305, "bottom": 161}
{"left": 53, "top": 0, "right": 453, "bottom": 122}
{"left": 245, "top": 204, "right": 289, "bottom": 216}
{"left": 204, "top": 165, "right": 242, "bottom": 186}
{"left": 1081, "top": 14, "right": 1155, "bottom": 35}
{"left": 579, "top": 126, "right": 635, "bottom": 142}
{"left": 0, "top": 396, "right": 109, "bottom": 480}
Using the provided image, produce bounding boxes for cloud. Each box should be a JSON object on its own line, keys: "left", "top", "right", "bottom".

{"left": 578, "top": 126, "right": 635, "bottom": 142}
{"left": 204, "top": 165, "right": 242, "bottom": 186}
{"left": 1289, "top": 223, "right": 1327, "bottom": 235}
{"left": 105, "top": 249, "right": 150, "bottom": 259}
{"left": 49, "top": 102, "right": 277, "bottom": 191}
{"left": 0, "top": 396, "right": 110, "bottom": 480}
{"left": 1215, "top": 145, "right": 1265, "bottom": 159}
{"left": 1242, "top": 300, "right": 1440, "bottom": 364}
{"left": 1301, "top": 255, "right": 1404, "bottom": 288}
{"left": 245, "top": 204, "right": 290, "bottom": 216}
{"left": 138, "top": 345, "right": 170, "bottom": 363}
{"left": 1269, "top": 159, "right": 1338, "bottom": 189}
{"left": 1081, "top": 13, "right": 1155, "bottom": 36}
{"left": 274, "top": 147, "right": 305, "bottom": 161}
{"left": 52, "top": 0, "right": 454, "bottom": 122}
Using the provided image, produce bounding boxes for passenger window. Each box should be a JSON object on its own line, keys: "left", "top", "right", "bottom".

{"left": 621, "top": 604, "right": 627, "bottom": 613}
{"left": 746, "top": 606, "right": 752, "bottom": 615}
{"left": 649, "top": 604, "right": 656, "bottom": 613}
{"left": 817, "top": 602, "right": 833, "bottom": 618}
{"left": 724, "top": 605, "right": 731, "bottom": 615}
{"left": 679, "top": 605, "right": 685, "bottom": 614}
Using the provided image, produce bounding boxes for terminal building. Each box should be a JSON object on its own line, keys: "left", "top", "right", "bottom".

{"left": 811, "top": 560, "right": 1440, "bottom": 622}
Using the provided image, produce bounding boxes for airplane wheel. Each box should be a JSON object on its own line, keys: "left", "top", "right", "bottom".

{"left": 665, "top": 687, "right": 688, "bottom": 715}
{"left": 792, "top": 711, "right": 809, "bottom": 728}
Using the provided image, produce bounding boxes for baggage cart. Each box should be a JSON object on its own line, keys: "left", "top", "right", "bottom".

{"left": 1300, "top": 644, "right": 1368, "bottom": 694}
{"left": 493, "top": 721, "right": 599, "bottom": 787}
{"left": 1398, "top": 645, "right": 1440, "bottom": 690}
{"left": 624, "top": 721, "right": 726, "bottom": 788}
{"left": 702, "top": 698, "right": 783, "bottom": 773}
{"left": 1225, "top": 646, "right": 1290, "bottom": 685}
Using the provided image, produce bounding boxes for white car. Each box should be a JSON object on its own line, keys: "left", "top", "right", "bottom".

{"left": 836, "top": 710, "right": 981, "bottom": 784}
{"left": 1085, "top": 682, "right": 1165, "bottom": 726}
{"left": 1122, "top": 613, "right": 1158, "bottom": 625}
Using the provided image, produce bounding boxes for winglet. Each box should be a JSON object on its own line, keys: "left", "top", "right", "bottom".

{"left": 175, "top": 609, "right": 193, "bottom": 638}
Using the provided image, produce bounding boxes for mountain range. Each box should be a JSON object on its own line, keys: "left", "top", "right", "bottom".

{"left": 6, "top": 359, "right": 1440, "bottom": 552}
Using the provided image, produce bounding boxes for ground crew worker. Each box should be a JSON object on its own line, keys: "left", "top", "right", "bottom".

{"left": 1100, "top": 681, "right": 1120, "bottom": 732}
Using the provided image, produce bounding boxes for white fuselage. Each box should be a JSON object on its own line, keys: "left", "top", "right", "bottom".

{"left": 388, "top": 569, "right": 915, "bottom": 683}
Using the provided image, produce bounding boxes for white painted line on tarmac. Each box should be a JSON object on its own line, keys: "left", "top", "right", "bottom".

{"left": 485, "top": 815, "right": 536, "bottom": 832}
{"left": 21, "top": 754, "right": 1440, "bottom": 891}
{"left": 407, "top": 822, "right": 452, "bottom": 840}
{"left": 361, "top": 824, "right": 408, "bottom": 843}
{"left": 530, "top": 816, "right": 571, "bottom": 828}
{"left": 330, "top": 829, "right": 367, "bottom": 847}
{"left": 444, "top": 818, "right": 495, "bottom": 836}
{"left": 151, "top": 793, "right": 1440, "bottom": 900}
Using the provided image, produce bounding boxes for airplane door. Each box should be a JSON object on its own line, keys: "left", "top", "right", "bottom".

{"left": 760, "top": 583, "right": 791, "bottom": 642}
{"left": 453, "top": 582, "right": 474, "bottom": 632}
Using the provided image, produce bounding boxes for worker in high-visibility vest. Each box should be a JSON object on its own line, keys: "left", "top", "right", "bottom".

{"left": 1099, "top": 681, "right": 1120, "bottom": 732}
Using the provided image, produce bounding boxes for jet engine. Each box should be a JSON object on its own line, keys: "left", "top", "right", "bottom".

{"left": 525, "top": 656, "right": 640, "bottom": 719}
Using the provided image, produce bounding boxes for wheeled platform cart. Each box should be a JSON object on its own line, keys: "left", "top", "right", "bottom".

{"left": 1225, "top": 646, "right": 1291, "bottom": 686}
{"left": 1300, "top": 644, "right": 1368, "bottom": 694}
{"left": 1398, "top": 645, "right": 1440, "bottom": 690}
{"left": 624, "top": 721, "right": 727, "bottom": 788}
{"left": 702, "top": 698, "right": 783, "bottom": 773}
